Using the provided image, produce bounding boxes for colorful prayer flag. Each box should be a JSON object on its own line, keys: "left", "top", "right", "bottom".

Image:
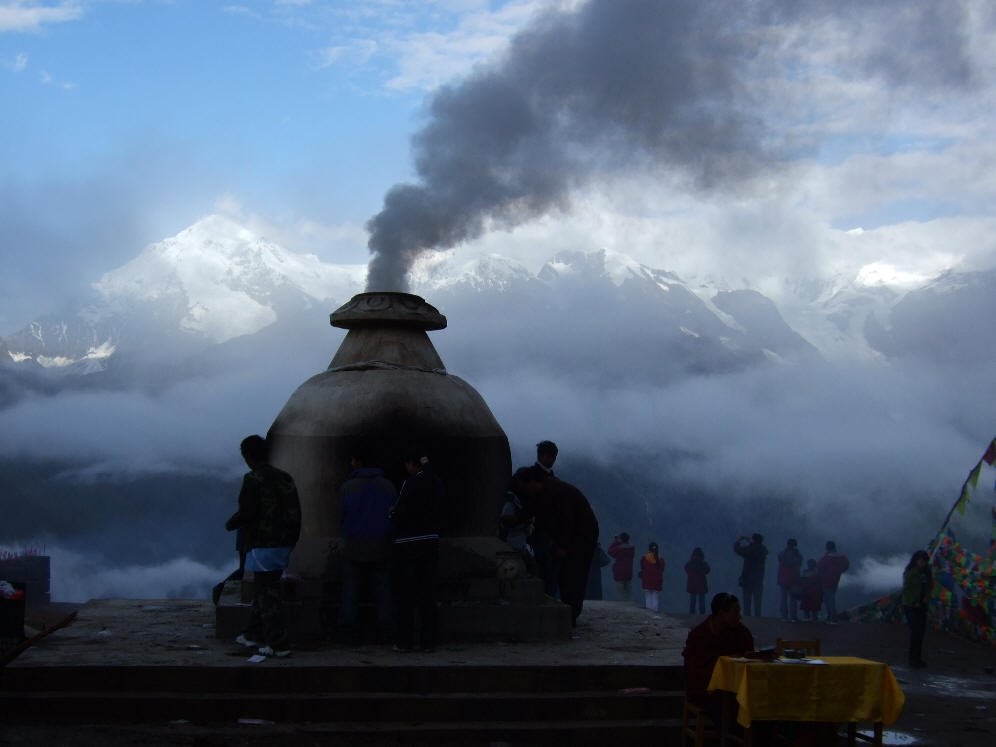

{"left": 982, "top": 438, "right": 996, "bottom": 466}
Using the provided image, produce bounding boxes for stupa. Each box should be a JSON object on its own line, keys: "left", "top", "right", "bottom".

{"left": 216, "top": 291, "right": 569, "bottom": 641}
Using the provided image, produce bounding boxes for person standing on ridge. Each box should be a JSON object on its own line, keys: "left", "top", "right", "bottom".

{"left": 733, "top": 533, "right": 768, "bottom": 616}
{"left": 799, "top": 558, "right": 822, "bottom": 621}
{"left": 225, "top": 434, "right": 301, "bottom": 658}
{"left": 777, "top": 538, "right": 803, "bottom": 622}
{"left": 608, "top": 532, "right": 636, "bottom": 600}
{"left": 640, "top": 542, "right": 665, "bottom": 612}
{"left": 684, "top": 547, "right": 710, "bottom": 614}
{"left": 817, "top": 540, "right": 850, "bottom": 624}
{"left": 902, "top": 549, "right": 932, "bottom": 668}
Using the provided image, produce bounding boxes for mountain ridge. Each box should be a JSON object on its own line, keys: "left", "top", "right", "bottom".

{"left": 2, "top": 214, "right": 992, "bottom": 392}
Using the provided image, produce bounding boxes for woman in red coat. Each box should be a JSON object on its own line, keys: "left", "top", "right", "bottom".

{"left": 608, "top": 532, "right": 636, "bottom": 599}
{"left": 640, "top": 542, "right": 665, "bottom": 612}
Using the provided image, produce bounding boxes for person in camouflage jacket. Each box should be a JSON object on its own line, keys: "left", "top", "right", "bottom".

{"left": 225, "top": 434, "right": 301, "bottom": 656}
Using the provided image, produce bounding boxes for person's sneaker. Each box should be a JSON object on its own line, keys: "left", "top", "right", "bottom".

{"left": 235, "top": 634, "right": 260, "bottom": 648}
{"left": 392, "top": 644, "right": 412, "bottom": 653}
{"left": 909, "top": 658, "right": 927, "bottom": 669}
{"left": 257, "top": 645, "right": 291, "bottom": 658}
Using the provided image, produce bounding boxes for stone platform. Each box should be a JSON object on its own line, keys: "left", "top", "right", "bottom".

{"left": 1, "top": 599, "right": 688, "bottom": 745}
{"left": 7, "top": 598, "right": 687, "bottom": 668}
{"left": 2, "top": 600, "right": 994, "bottom": 746}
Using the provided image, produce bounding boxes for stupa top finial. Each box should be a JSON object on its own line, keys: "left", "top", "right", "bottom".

{"left": 330, "top": 291, "right": 447, "bottom": 331}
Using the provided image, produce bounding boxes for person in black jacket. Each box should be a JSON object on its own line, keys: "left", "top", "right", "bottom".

{"left": 224, "top": 434, "right": 301, "bottom": 657}
{"left": 389, "top": 447, "right": 443, "bottom": 652}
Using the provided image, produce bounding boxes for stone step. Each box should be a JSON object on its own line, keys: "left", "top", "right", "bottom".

{"left": 0, "top": 717, "right": 688, "bottom": 745}
{"left": 3, "top": 663, "right": 684, "bottom": 694}
{"left": 230, "top": 717, "right": 686, "bottom": 744}
{"left": 0, "top": 688, "right": 686, "bottom": 723}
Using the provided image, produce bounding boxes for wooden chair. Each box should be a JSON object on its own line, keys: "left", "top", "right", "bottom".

{"left": 682, "top": 697, "right": 720, "bottom": 746}
{"left": 846, "top": 721, "right": 885, "bottom": 746}
{"left": 681, "top": 696, "right": 720, "bottom": 747}
{"left": 775, "top": 637, "right": 821, "bottom": 656}
{"left": 682, "top": 695, "right": 753, "bottom": 747}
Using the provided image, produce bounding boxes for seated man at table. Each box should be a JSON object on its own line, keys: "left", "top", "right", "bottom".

{"left": 682, "top": 592, "right": 755, "bottom": 725}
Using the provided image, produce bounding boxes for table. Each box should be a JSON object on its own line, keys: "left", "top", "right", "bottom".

{"left": 707, "top": 655, "right": 905, "bottom": 746}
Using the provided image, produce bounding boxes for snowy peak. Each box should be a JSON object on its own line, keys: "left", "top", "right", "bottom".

{"left": 412, "top": 250, "right": 536, "bottom": 293}
{"left": 1, "top": 214, "right": 366, "bottom": 372}
{"left": 94, "top": 214, "right": 364, "bottom": 343}
{"left": 537, "top": 248, "right": 651, "bottom": 285}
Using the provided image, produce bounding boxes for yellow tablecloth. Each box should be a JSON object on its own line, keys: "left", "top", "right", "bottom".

{"left": 707, "top": 655, "right": 905, "bottom": 728}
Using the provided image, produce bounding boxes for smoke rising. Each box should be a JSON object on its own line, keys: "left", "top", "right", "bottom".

{"left": 365, "top": 0, "right": 768, "bottom": 291}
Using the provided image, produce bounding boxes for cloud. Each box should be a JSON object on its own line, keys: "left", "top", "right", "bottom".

{"left": 5, "top": 51, "right": 27, "bottom": 70}
{"left": 0, "top": 142, "right": 237, "bottom": 333}
{"left": 0, "top": 1, "right": 83, "bottom": 33}
{"left": 0, "top": 356, "right": 333, "bottom": 478}
{"left": 50, "top": 545, "right": 229, "bottom": 601}
{"left": 3, "top": 262, "right": 992, "bottom": 601}
{"left": 383, "top": 1, "right": 544, "bottom": 92}
{"left": 845, "top": 554, "right": 908, "bottom": 595}
{"left": 423, "top": 275, "right": 994, "bottom": 570}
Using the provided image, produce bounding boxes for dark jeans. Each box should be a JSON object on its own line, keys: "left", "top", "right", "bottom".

{"left": 742, "top": 583, "right": 763, "bottom": 616}
{"left": 391, "top": 539, "right": 439, "bottom": 650}
{"left": 689, "top": 592, "right": 706, "bottom": 614}
{"left": 823, "top": 587, "right": 838, "bottom": 621}
{"left": 339, "top": 557, "right": 391, "bottom": 643}
{"left": 246, "top": 569, "right": 287, "bottom": 649}
{"left": 905, "top": 604, "right": 927, "bottom": 662}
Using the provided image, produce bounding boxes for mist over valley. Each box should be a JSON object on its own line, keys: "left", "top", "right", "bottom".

{"left": 1, "top": 216, "right": 992, "bottom": 613}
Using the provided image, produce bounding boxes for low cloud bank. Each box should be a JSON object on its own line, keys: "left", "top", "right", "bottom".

{"left": 1, "top": 543, "right": 231, "bottom": 603}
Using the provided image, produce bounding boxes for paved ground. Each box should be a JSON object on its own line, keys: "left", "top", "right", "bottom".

{"left": 2, "top": 600, "right": 994, "bottom": 745}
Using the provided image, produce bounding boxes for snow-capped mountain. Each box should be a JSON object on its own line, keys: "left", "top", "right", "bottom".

{"left": 1, "top": 214, "right": 993, "bottom": 402}
{"left": 1, "top": 215, "right": 366, "bottom": 377}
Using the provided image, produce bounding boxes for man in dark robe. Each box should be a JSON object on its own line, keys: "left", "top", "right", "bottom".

{"left": 682, "top": 592, "right": 755, "bottom": 725}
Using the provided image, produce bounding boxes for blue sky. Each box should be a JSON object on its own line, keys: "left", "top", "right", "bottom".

{"left": 3, "top": 0, "right": 996, "bottom": 330}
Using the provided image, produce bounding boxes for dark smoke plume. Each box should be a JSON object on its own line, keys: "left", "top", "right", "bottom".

{"left": 364, "top": 0, "right": 978, "bottom": 291}
{"left": 364, "top": 0, "right": 766, "bottom": 291}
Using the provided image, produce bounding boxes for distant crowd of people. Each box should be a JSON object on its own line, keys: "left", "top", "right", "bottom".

{"left": 732, "top": 533, "right": 851, "bottom": 624}
{"left": 598, "top": 530, "right": 853, "bottom": 625}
